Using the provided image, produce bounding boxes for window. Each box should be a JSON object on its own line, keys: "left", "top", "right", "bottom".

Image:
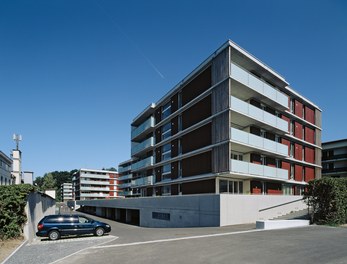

{"left": 162, "top": 122, "right": 171, "bottom": 140}
{"left": 162, "top": 164, "right": 171, "bottom": 181}
{"left": 231, "top": 152, "right": 243, "bottom": 160}
{"left": 162, "top": 143, "right": 171, "bottom": 161}
{"left": 219, "top": 179, "right": 243, "bottom": 194}
{"left": 162, "top": 102, "right": 171, "bottom": 120}
{"left": 162, "top": 185, "right": 171, "bottom": 196}
{"left": 290, "top": 164, "right": 294, "bottom": 180}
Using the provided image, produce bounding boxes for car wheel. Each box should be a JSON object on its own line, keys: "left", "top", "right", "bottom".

{"left": 95, "top": 227, "right": 105, "bottom": 236}
{"left": 48, "top": 230, "right": 60, "bottom": 240}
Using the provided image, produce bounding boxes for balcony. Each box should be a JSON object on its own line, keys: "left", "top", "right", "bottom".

{"left": 230, "top": 96, "right": 288, "bottom": 133}
{"left": 118, "top": 164, "right": 132, "bottom": 173}
{"left": 80, "top": 193, "right": 109, "bottom": 198}
{"left": 80, "top": 186, "right": 110, "bottom": 191}
{"left": 131, "top": 175, "right": 154, "bottom": 187}
{"left": 230, "top": 127, "right": 288, "bottom": 157}
{"left": 118, "top": 173, "right": 133, "bottom": 181}
{"left": 131, "top": 116, "right": 155, "bottom": 140}
{"left": 230, "top": 159, "right": 288, "bottom": 180}
{"left": 119, "top": 190, "right": 133, "bottom": 196}
{"left": 132, "top": 156, "right": 154, "bottom": 171}
{"left": 81, "top": 173, "right": 110, "bottom": 180}
{"left": 131, "top": 137, "right": 155, "bottom": 156}
{"left": 118, "top": 182, "right": 132, "bottom": 188}
{"left": 80, "top": 180, "right": 110, "bottom": 185}
{"left": 230, "top": 63, "right": 288, "bottom": 109}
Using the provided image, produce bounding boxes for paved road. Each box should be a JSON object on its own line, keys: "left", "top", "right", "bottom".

{"left": 5, "top": 213, "right": 347, "bottom": 264}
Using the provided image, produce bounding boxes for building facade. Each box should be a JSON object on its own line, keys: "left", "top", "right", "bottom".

{"left": 322, "top": 139, "right": 347, "bottom": 178}
{"left": 118, "top": 160, "right": 133, "bottom": 197}
{"left": 125, "top": 40, "right": 322, "bottom": 197}
{"left": 72, "top": 168, "right": 119, "bottom": 200}
{"left": 0, "top": 151, "right": 13, "bottom": 185}
{"left": 61, "top": 182, "right": 73, "bottom": 201}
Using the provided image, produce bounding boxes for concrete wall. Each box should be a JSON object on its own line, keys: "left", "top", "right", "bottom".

{"left": 24, "top": 192, "right": 56, "bottom": 242}
{"left": 76, "top": 194, "right": 307, "bottom": 228}
{"left": 220, "top": 194, "right": 307, "bottom": 226}
{"left": 77, "top": 194, "right": 220, "bottom": 228}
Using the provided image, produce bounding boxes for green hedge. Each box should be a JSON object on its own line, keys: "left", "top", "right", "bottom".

{"left": 304, "top": 178, "right": 347, "bottom": 225}
{"left": 0, "top": 184, "right": 36, "bottom": 240}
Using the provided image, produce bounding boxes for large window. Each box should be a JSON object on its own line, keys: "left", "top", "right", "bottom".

{"left": 162, "top": 102, "right": 171, "bottom": 120}
{"left": 219, "top": 179, "right": 243, "bottom": 194}
{"left": 162, "top": 122, "right": 171, "bottom": 140}
{"left": 162, "top": 143, "right": 171, "bottom": 161}
{"left": 162, "top": 164, "right": 171, "bottom": 181}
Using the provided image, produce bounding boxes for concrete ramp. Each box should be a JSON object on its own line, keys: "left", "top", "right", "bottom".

{"left": 256, "top": 220, "right": 310, "bottom": 230}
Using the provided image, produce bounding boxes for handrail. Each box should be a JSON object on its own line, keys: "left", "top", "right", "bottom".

{"left": 259, "top": 198, "right": 304, "bottom": 212}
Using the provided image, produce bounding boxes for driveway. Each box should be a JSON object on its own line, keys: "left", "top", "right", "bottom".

{"left": 5, "top": 213, "right": 347, "bottom": 264}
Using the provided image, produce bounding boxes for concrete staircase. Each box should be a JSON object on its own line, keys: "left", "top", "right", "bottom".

{"left": 271, "top": 209, "right": 310, "bottom": 220}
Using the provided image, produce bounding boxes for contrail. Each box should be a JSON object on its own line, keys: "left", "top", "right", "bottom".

{"left": 93, "top": 0, "right": 165, "bottom": 79}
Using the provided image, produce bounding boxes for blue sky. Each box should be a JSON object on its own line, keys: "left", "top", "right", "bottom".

{"left": 0, "top": 0, "right": 346, "bottom": 178}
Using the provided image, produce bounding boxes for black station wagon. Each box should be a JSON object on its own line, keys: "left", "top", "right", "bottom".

{"left": 36, "top": 215, "right": 111, "bottom": 240}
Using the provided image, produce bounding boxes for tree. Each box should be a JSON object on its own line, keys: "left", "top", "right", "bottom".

{"left": 42, "top": 173, "right": 56, "bottom": 190}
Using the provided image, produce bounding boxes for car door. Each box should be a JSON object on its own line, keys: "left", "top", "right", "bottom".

{"left": 77, "top": 216, "right": 95, "bottom": 235}
{"left": 61, "top": 216, "right": 79, "bottom": 235}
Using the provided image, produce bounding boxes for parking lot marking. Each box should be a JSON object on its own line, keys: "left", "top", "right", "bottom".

{"left": 92, "top": 229, "right": 263, "bottom": 249}
{"left": 48, "top": 236, "right": 118, "bottom": 264}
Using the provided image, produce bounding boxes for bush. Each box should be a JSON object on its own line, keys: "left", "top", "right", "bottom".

{"left": 0, "top": 184, "right": 35, "bottom": 240}
{"left": 304, "top": 178, "right": 347, "bottom": 225}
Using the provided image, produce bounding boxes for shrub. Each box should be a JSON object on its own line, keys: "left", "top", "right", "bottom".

{"left": 304, "top": 178, "right": 347, "bottom": 225}
{"left": 0, "top": 184, "right": 35, "bottom": 240}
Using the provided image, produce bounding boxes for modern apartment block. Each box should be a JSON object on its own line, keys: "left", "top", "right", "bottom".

{"left": 0, "top": 150, "right": 13, "bottom": 185}
{"left": 128, "top": 40, "right": 322, "bottom": 198}
{"left": 118, "top": 160, "right": 133, "bottom": 197}
{"left": 78, "top": 40, "right": 321, "bottom": 227}
{"left": 61, "top": 182, "right": 73, "bottom": 202}
{"left": 322, "top": 139, "right": 347, "bottom": 178}
{"left": 72, "top": 168, "right": 119, "bottom": 200}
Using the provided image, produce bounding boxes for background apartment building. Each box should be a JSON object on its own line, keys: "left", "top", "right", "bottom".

{"left": 61, "top": 182, "right": 73, "bottom": 201}
{"left": 0, "top": 150, "right": 13, "bottom": 185}
{"left": 72, "top": 168, "right": 118, "bottom": 200}
{"left": 322, "top": 139, "right": 347, "bottom": 178}
{"left": 124, "top": 40, "right": 321, "bottom": 198}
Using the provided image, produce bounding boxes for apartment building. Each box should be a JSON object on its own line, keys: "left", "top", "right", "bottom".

{"left": 322, "top": 139, "right": 347, "bottom": 178}
{"left": 0, "top": 150, "right": 13, "bottom": 185}
{"left": 128, "top": 40, "right": 321, "bottom": 198}
{"left": 72, "top": 168, "right": 118, "bottom": 200}
{"left": 118, "top": 160, "right": 133, "bottom": 197}
{"left": 61, "top": 182, "right": 73, "bottom": 202}
{"left": 79, "top": 40, "right": 321, "bottom": 227}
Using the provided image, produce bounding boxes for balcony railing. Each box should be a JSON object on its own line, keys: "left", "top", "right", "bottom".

{"left": 118, "top": 173, "right": 133, "bottom": 181}
{"left": 80, "top": 193, "right": 109, "bottom": 198}
{"left": 231, "top": 63, "right": 288, "bottom": 109}
{"left": 80, "top": 180, "right": 110, "bottom": 185}
{"left": 230, "top": 127, "right": 288, "bottom": 156}
{"left": 80, "top": 186, "right": 110, "bottom": 191}
{"left": 230, "top": 96, "right": 288, "bottom": 133}
{"left": 230, "top": 159, "right": 288, "bottom": 180}
{"left": 132, "top": 156, "right": 154, "bottom": 171}
{"left": 131, "top": 175, "right": 154, "bottom": 187}
{"left": 131, "top": 116, "right": 155, "bottom": 140}
{"left": 118, "top": 165, "right": 132, "bottom": 173}
{"left": 118, "top": 182, "right": 132, "bottom": 188}
{"left": 119, "top": 190, "right": 133, "bottom": 196}
{"left": 131, "top": 137, "right": 155, "bottom": 156}
{"left": 80, "top": 174, "right": 110, "bottom": 180}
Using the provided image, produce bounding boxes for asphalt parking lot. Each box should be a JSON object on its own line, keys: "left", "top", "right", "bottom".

{"left": 4, "top": 214, "right": 347, "bottom": 264}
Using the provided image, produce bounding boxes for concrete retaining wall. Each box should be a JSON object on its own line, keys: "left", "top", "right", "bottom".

{"left": 24, "top": 192, "right": 56, "bottom": 242}
{"left": 76, "top": 194, "right": 307, "bottom": 228}
{"left": 220, "top": 194, "right": 307, "bottom": 226}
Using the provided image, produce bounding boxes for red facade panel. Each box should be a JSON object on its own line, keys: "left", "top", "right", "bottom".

{"left": 294, "top": 143, "right": 303, "bottom": 161}
{"left": 281, "top": 138, "right": 291, "bottom": 156}
{"left": 304, "top": 147, "right": 315, "bottom": 163}
{"left": 304, "top": 106, "right": 315, "bottom": 124}
{"left": 294, "top": 122, "right": 303, "bottom": 139}
{"left": 295, "top": 165, "right": 303, "bottom": 182}
{"left": 281, "top": 115, "right": 290, "bottom": 132}
{"left": 295, "top": 100, "right": 303, "bottom": 118}
{"left": 305, "top": 167, "right": 315, "bottom": 182}
{"left": 305, "top": 127, "right": 315, "bottom": 144}
{"left": 282, "top": 161, "right": 291, "bottom": 180}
